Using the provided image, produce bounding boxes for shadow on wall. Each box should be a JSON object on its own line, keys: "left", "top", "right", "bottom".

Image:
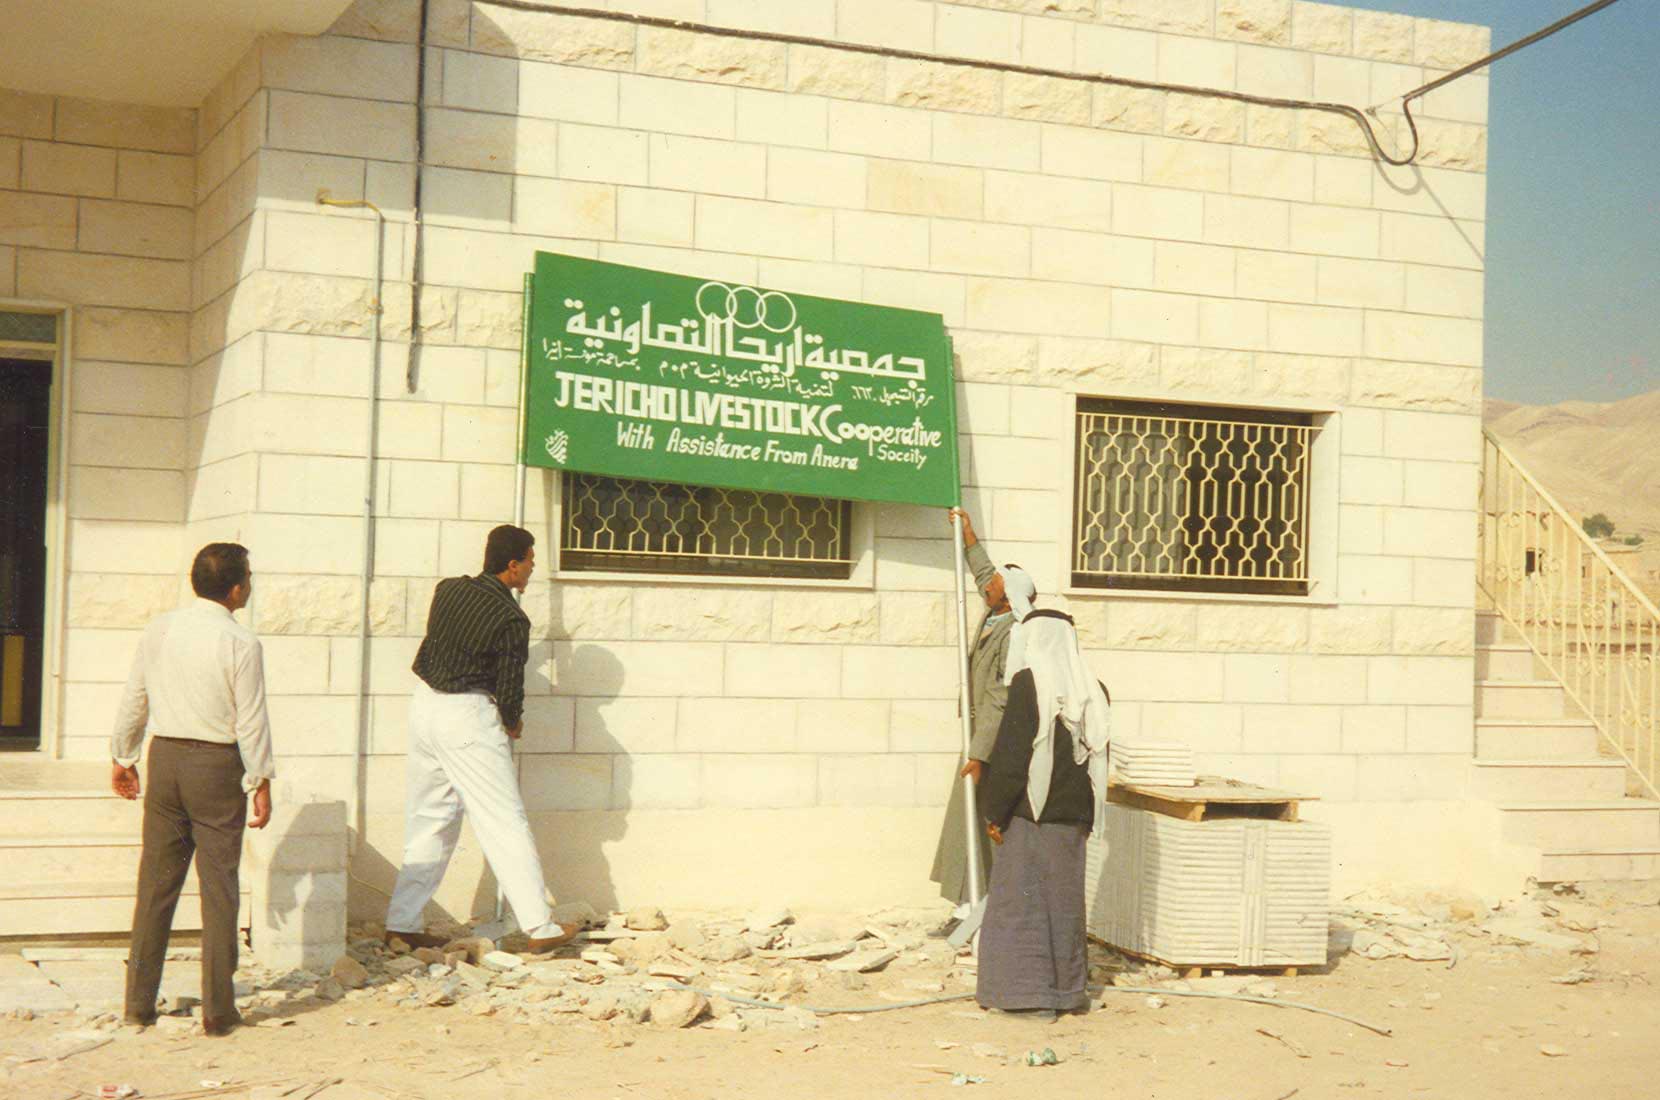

{"left": 455, "top": 639, "right": 630, "bottom": 920}
{"left": 248, "top": 795, "right": 348, "bottom": 972}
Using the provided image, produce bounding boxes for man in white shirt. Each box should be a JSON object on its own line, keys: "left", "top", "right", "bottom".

{"left": 111, "top": 543, "right": 275, "bottom": 1036}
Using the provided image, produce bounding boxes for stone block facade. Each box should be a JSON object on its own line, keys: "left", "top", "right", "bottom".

{"left": 13, "top": 0, "right": 1493, "bottom": 908}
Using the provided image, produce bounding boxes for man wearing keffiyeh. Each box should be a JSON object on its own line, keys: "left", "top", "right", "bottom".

{"left": 976, "top": 608, "right": 1111, "bottom": 1019}
{"left": 929, "top": 508, "right": 1039, "bottom": 916}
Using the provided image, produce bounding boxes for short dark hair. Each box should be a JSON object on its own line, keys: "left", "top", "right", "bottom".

{"left": 483, "top": 525, "right": 535, "bottom": 574}
{"left": 191, "top": 543, "right": 250, "bottom": 600}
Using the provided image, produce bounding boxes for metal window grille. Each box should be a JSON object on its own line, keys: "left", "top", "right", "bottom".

{"left": 560, "top": 471, "right": 854, "bottom": 580}
{"left": 1073, "top": 398, "right": 1314, "bottom": 596}
{"left": 0, "top": 312, "right": 56, "bottom": 345}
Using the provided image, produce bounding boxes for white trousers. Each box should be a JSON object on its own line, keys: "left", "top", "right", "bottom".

{"left": 385, "top": 681, "right": 556, "bottom": 937}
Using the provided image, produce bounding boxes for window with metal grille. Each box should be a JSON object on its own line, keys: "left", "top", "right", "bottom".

{"left": 1073, "top": 397, "right": 1315, "bottom": 596}
{"left": 560, "top": 471, "right": 855, "bottom": 580}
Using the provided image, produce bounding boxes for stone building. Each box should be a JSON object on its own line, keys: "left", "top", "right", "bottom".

{"left": 2, "top": 0, "right": 1511, "bottom": 948}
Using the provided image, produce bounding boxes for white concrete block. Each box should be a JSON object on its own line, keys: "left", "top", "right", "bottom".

{"left": 837, "top": 0, "right": 934, "bottom": 51}
{"left": 1363, "top": 311, "right": 1483, "bottom": 368}
{"left": 826, "top": 101, "right": 932, "bottom": 161}
{"left": 371, "top": 518, "right": 440, "bottom": 577}
{"left": 1266, "top": 302, "right": 1362, "bottom": 356}
{"left": 262, "top": 34, "right": 416, "bottom": 102}
{"left": 1230, "top": 145, "right": 1314, "bottom": 202}
{"left": 1156, "top": 33, "right": 1237, "bottom": 88}
{"left": 1241, "top": 703, "right": 1340, "bottom": 753}
{"left": 519, "top": 61, "right": 620, "bottom": 125}
{"left": 1224, "top": 654, "right": 1292, "bottom": 703}
{"left": 990, "top": 171, "right": 1113, "bottom": 236}
{"left": 1413, "top": 557, "right": 1473, "bottom": 607}
{"left": 697, "top": 195, "right": 834, "bottom": 261}
{"left": 841, "top": 646, "right": 957, "bottom": 701}
{"left": 1236, "top": 43, "right": 1311, "bottom": 97}
{"left": 766, "top": 146, "right": 866, "bottom": 209}
{"left": 889, "top": 699, "right": 958, "bottom": 753}
{"left": 613, "top": 754, "right": 702, "bottom": 810}
{"left": 1113, "top": 183, "right": 1204, "bottom": 242}
{"left": 677, "top": 698, "right": 798, "bottom": 753}
{"left": 967, "top": 278, "right": 1110, "bottom": 338}
{"left": 930, "top": 219, "right": 1030, "bottom": 278}
{"left": 1203, "top": 193, "right": 1288, "bottom": 250}
{"left": 798, "top": 699, "right": 890, "bottom": 754}
{"left": 1235, "top": 248, "right": 1316, "bottom": 303}
{"left": 68, "top": 466, "right": 185, "bottom": 522}
{"left": 700, "top": 755, "right": 818, "bottom": 809}
{"left": 1143, "top": 135, "right": 1229, "bottom": 192}
{"left": 1337, "top": 553, "right": 1413, "bottom": 605}
{"left": 1381, "top": 410, "right": 1478, "bottom": 463}
{"left": 1075, "top": 23, "right": 1158, "bottom": 81}
{"left": 555, "top": 123, "right": 647, "bottom": 186}
{"left": 1040, "top": 124, "right": 1142, "bottom": 183}
{"left": 724, "top": 644, "right": 842, "bottom": 698}
{"left": 267, "top": 91, "right": 414, "bottom": 162}
{"left": 619, "top": 74, "right": 736, "bottom": 139}
{"left": 1287, "top": 653, "right": 1368, "bottom": 705}
{"left": 1112, "top": 288, "right": 1199, "bottom": 345}
{"left": 258, "top": 453, "right": 369, "bottom": 516}
{"left": 522, "top": 755, "right": 614, "bottom": 812}
{"left": 577, "top": 697, "right": 678, "bottom": 754}
{"left": 819, "top": 755, "right": 916, "bottom": 807}
{"left": 934, "top": 3, "right": 1021, "bottom": 63}
{"left": 934, "top": 113, "right": 1041, "bottom": 173}
{"left": 1031, "top": 228, "right": 1156, "bottom": 288}
{"left": 1341, "top": 704, "right": 1406, "bottom": 754}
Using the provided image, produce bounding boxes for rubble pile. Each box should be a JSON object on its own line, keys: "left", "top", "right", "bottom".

{"left": 234, "top": 903, "right": 969, "bottom": 1035}
{"left": 1331, "top": 885, "right": 1610, "bottom": 971}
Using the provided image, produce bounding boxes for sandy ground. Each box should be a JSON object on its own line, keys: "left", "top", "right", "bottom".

{"left": 5, "top": 884, "right": 1660, "bottom": 1100}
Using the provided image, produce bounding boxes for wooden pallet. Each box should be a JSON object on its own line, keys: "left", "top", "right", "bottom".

{"left": 1095, "top": 940, "right": 1306, "bottom": 980}
{"left": 1106, "top": 776, "right": 1310, "bottom": 823}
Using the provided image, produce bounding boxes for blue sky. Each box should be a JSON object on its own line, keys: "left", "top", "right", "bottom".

{"left": 1360, "top": 0, "right": 1658, "bottom": 405}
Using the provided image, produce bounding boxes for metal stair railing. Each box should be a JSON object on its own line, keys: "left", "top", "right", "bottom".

{"left": 1478, "top": 430, "right": 1660, "bottom": 800}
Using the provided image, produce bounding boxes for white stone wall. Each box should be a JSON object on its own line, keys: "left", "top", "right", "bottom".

{"left": 1, "top": 89, "right": 196, "bottom": 760}
{"left": 39, "top": 0, "right": 1494, "bottom": 909}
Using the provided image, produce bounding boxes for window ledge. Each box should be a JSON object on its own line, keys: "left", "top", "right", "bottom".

{"left": 551, "top": 567, "right": 875, "bottom": 590}
{"left": 1058, "top": 584, "right": 1339, "bottom": 608}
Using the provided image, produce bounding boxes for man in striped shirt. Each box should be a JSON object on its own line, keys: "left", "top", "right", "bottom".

{"left": 384, "top": 524, "right": 575, "bottom": 952}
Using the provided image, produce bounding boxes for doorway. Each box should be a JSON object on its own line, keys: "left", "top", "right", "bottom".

{"left": 0, "top": 357, "right": 51, "bottom": 750}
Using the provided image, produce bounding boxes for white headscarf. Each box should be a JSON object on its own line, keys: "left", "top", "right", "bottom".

{"left": 996, "top": 565, "right": 1036, "bottom": 668}
{"left": 1002, "top": 611, "right": 1112, "bottom": 833}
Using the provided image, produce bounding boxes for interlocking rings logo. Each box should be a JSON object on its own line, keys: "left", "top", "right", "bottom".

{"left": 695, "top": 281, "right": 798, "bottom": 334}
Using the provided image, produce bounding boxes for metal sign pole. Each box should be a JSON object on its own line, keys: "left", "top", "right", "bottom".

{"left": 950, "top": 510, "right": 984, "bottom": 908}
{"left": 494, "top": 272, "right": 535, "bottom": 925}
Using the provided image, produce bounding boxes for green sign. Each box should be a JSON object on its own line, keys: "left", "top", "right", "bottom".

{"left": 523, "top": 252, "right": 959, "bottom": 507}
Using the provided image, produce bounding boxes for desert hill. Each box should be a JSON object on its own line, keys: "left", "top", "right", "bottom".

{"left": 1485, "top": 390, "right": 1660, "bottom": 594}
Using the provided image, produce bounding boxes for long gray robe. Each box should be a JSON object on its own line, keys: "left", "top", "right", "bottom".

{"left": 928, "top": 540, "right": 1007, "bottom": 905}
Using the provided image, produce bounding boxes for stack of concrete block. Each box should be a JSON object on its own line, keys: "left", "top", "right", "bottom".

{"left": 1110, "top": 740, "right": 1198, "bottom": 787}
{"left": 1085, "top": 803, "right": 1331, "bottom": 969}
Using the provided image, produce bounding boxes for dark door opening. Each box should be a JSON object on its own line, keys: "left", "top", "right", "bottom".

{"left": 0, "top": 357, "right": 50, "bottom": 750}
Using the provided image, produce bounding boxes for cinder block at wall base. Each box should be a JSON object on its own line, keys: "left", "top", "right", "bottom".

{"left": 247, "top": 797, "right": 348, "bottom": 971}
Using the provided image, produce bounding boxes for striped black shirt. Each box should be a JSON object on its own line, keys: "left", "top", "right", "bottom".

{"left": 412, "top": 573, "right": 531, "bottom": 729}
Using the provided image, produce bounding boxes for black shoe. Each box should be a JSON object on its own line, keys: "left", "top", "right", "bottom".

{"left": 203, "top": 1012, "right": 243, "bottom": 1037}
{"left": 987, "top": 1007, "right": 1059, "bottom": 1022}
{"left": 122, "top": 1013, "right": 156, "bottom": 1029}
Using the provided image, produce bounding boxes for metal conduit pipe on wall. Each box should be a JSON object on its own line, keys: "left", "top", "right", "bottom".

{"left": 316, "top": 191, "right": 386, "bottom": 855}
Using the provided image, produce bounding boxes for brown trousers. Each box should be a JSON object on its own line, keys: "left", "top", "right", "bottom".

{"left": 125, "top": 737, "right": 246, "bottom": 1025}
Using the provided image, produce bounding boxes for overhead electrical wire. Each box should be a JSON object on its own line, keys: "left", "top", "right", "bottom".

{"left": 469, "top": 0, "right": 1626, "bottom": 168}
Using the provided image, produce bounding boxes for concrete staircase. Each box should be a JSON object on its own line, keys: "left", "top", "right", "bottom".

{"left": 0, "top": 757, "right": 248, "bottom": 937}
{"left": 1474, "top": 610, "right": 1660, "bottom": 881}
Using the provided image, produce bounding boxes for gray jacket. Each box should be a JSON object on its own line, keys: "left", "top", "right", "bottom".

{"left": 964, "top": 541, "right": 1011, "bottom": 763}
